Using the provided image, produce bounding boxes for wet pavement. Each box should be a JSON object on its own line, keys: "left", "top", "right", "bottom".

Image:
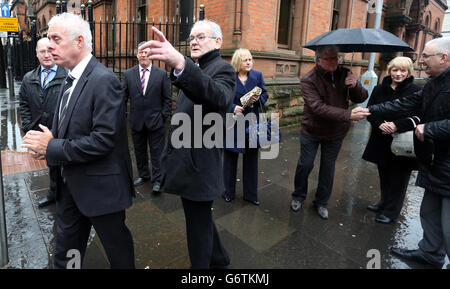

{"left": 1, "top": 81, "right": 449, "bottom": 269}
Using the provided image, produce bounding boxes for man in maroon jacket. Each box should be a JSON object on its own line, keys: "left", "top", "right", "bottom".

{"left": 290, "top": 45, "right": 369, "bottom": 219}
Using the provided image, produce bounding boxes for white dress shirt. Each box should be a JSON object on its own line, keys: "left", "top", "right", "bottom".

{"left": 59, "top": 54, "right": 93, "bottom": 119}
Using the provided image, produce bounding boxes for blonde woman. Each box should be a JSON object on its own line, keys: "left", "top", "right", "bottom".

{"left": 362, "top": 56, "right": 422, "bottom": 224}
{"left": 223, "top": 48, "right": 268, "bottom": 205}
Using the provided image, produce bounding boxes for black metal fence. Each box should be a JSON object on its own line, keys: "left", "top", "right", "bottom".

{"left": 8, "top": 1, "right": 205, "bottom": 81}
{"left": 91, "top": 17, "right": 194, "bottom": 78}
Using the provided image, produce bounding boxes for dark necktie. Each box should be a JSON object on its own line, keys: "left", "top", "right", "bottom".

{"left": 58, "top": 74, "right": 75, "bottom": 130}
{"left": 141, "top": 68, "right": 148, "bottom": 93}
{"left": 42, "top": 68, "right": 51, "bottom": 89}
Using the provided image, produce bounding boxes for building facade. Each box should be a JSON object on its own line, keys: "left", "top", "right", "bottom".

{"left": 442, "top": 5, "right": 450, "bottom": 36}
{"left": 10, "top": 0, "right": 448, "bottom": 125}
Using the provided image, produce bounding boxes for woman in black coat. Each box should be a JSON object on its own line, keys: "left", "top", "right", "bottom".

{"left": 222, "top": 48, "right": 268, "bottom": 205}
{"left": 362, "top": 56, "right": 422, "bottom": 224}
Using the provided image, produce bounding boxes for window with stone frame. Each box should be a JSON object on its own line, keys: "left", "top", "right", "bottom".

{"left": 178, "top": 0, "right": 194, "bottom": 43}
{"left": 331, "top": 0, "right": 341, "bottom": 30}
{"left": 434, "top": 18, "right": 440, "bottom": 34}
{"left": 277, "top": 0, "right": 292, "bottom": 47}
{"left": 137, "top": 0, "right": 147, "bottom": 44}
{"left": 331, "top": 0, "right": 351, "bottom": 31}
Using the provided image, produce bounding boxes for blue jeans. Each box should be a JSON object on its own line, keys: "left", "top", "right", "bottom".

{"left": 292, "top": 133, "right": 343, "bottom": 207}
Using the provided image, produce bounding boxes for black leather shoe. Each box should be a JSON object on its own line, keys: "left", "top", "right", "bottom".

{"left": 222, "top": 195, "right": 233, "bottom": 202}
{"left": 38, "top": 197, "right": 55, "bottom": 208}
{"left": 390, "top": 247, "right": 444, "bottom": 268}
{"left": 367, "top": 204, "right": 381, "bottom": 212}
{"left": 243, "top": 198, "right": 260, "bottom": 206}
{"left": 152, "top": 182, "right": 161, "bottom": 192}
{"left": 134, "top": 177, "right": 149, "bottom": 186}
{"left": 375, "top": 214, "right": 393, "bottom": 224}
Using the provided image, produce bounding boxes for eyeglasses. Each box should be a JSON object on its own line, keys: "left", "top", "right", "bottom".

{"left": 421, "top": 53, "right": 442, "bottom": 59}
{"left": 319, "top": 56, "right": 339, "bottom": 62}
{"left": 38, "top": 50, "right": 51, "bottom": 55}
{"left": 187, "top": 34, "right": 216, "bottom": 44}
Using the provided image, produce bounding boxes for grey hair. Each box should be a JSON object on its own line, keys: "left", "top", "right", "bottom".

{"left": 192, "top": 20, "right": 223, "bottom": 39}
{"left": 426, "top": 37, "right": 450, "bottom": 55}
{"left": 138, "top": 41, "right": 147, "bottom": 49}
{"left": 315, "top": 45, "right": 339, "bottom": 62}
{"left": 48, "top": 13, "right": 92, "bottom": 53}
{"left": 36, "top": 37, "right": 50, "bottom": 51}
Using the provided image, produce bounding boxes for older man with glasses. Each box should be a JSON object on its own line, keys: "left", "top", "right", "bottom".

{"left": 368, "top": 37, "right": 450, "bottom": 269}
{"left": 290, "top": 45, "right": 369, "bottom": 219}
{"left": 140, "top": 20, "right": 234, "bottom": 269}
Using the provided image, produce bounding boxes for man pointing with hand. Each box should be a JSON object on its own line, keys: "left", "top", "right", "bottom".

{"left": 140, "top": 21, "right": 235, "bottom": 269}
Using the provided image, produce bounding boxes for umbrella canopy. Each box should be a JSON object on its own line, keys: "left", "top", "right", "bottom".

{"left": 303, "top": 28, "right": 414, "bottom": 53}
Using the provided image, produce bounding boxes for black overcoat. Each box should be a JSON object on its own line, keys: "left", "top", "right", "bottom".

{"left": 19, "top": 65, "right": 67, "bottom": 133}
{"left": 46, "top": 56, "right": 135, "bottom": 217}
{"left": 369, "top": 68, "right": 450, "bottom": 197}
{"left": 362, "top": 76, "right": 421, "bottom": 167}
{"left": 160, "top": 49, "right": 235, "bottom": 201}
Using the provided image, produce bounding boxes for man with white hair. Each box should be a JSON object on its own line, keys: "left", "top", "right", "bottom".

{"left": 21, "top": 13, "right": 135, "bottom": 269}
{"left": 368, "top": 37, "right": 450, "bottom": 269}
{"left": 19, "top": 37, "right": 67, "bottom": 208}
{"left": 140, "top": 20, "right": 234, "bottom": 269}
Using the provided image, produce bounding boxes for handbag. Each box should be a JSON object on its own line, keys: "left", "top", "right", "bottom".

{"left": 391, "top": 130, "right": 415, "bottom": 158}
{"left": 246, "top": 100, "right": 281, "bottom": 148}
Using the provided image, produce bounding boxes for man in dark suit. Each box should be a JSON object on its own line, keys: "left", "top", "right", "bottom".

{"left": 19, "top": 37, "right": 67, "bottom": 208}
{"left": 141, "top": 21, "right": 234, "bottom": 268}
{"left": 122, "top": 42, "right": 172, "bottom": 191}
{"left": 21, "top": 13, "right": 135, "bottom": 269}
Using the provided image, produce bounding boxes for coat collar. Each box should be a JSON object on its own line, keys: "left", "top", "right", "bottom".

{"left": 134, "top": 64, "right": 154, "bottom": 96}
{"left": 30, "top": 64, "right": 67, "bottom": 83}
{"left": 58, "top": 56, "right": 98, "bottom": 138}
{"left": 196, "top": 49, "right": 221, "bottom": 69}
{"left": 314, "top": 65, "right": 348, "bottom": 82}
{"left": 381, "top": 75, "right": 414, "bottom": 91}
{"left": 236, "top": 69, "right": 258, "bottom": 93}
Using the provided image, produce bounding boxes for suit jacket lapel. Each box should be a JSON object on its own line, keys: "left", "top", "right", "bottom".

{"left": 245, "top": 70, "right": 257, "bottom": 91}
{"left": 134, "top": 66, "right": 143, "bottom": 96}
{"left": 58, "top": 57, "right": 97, "bottom": 138}
{"left": 144, "top": 66, "right": 156, "bottom": 97}
{"left": 236, "top": 70, "right": 257, "bottom": 95}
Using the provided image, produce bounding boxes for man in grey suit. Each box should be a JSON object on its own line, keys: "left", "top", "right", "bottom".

{"left": 122, "top": 42, "right": 172, "bottom": 191}
{"left": 141, "top": 20, "right": 234, "bottom": 268}
{"left": 21, "top": 13, "right": 135, "bottom": 269}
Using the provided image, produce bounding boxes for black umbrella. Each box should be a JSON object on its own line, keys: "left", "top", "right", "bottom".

{"left": 303, "top": 28, "right": 414, "bottom": 53}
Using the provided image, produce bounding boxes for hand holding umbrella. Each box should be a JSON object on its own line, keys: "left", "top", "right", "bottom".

{"left": 345, "top": 71, "right": 357, "bottom": 88}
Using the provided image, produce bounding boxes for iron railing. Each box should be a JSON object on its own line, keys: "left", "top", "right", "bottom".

{"left": 9, "top": 1, "right": 205, "bottom": 80}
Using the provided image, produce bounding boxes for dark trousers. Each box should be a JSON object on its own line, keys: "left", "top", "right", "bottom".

{"left": 48, "top": 166, "right": 57, "bottom": 199}
{"left": 223, "top": 148, "right": 259, "bottom": 202}
{"left": 181, "top": 197, "right": 230, "bottom": 269}
{"left": 131, "top": 126, "right": 165, "bottom": 183}
{"left": 292, "top": 133, "right": 343, "bottom": 207}
{"left": 417, "top": 190, "right": 450, "bottom": 268}
{"left": 376, "top": 161, "right": 413, "bottom": 219}
{"left": 54, "top": 182, "right": 135, "bottom": 269}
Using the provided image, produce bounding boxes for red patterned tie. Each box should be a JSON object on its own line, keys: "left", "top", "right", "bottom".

{"left": 141, "top": 68, "right": 148, "bottom": 93}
